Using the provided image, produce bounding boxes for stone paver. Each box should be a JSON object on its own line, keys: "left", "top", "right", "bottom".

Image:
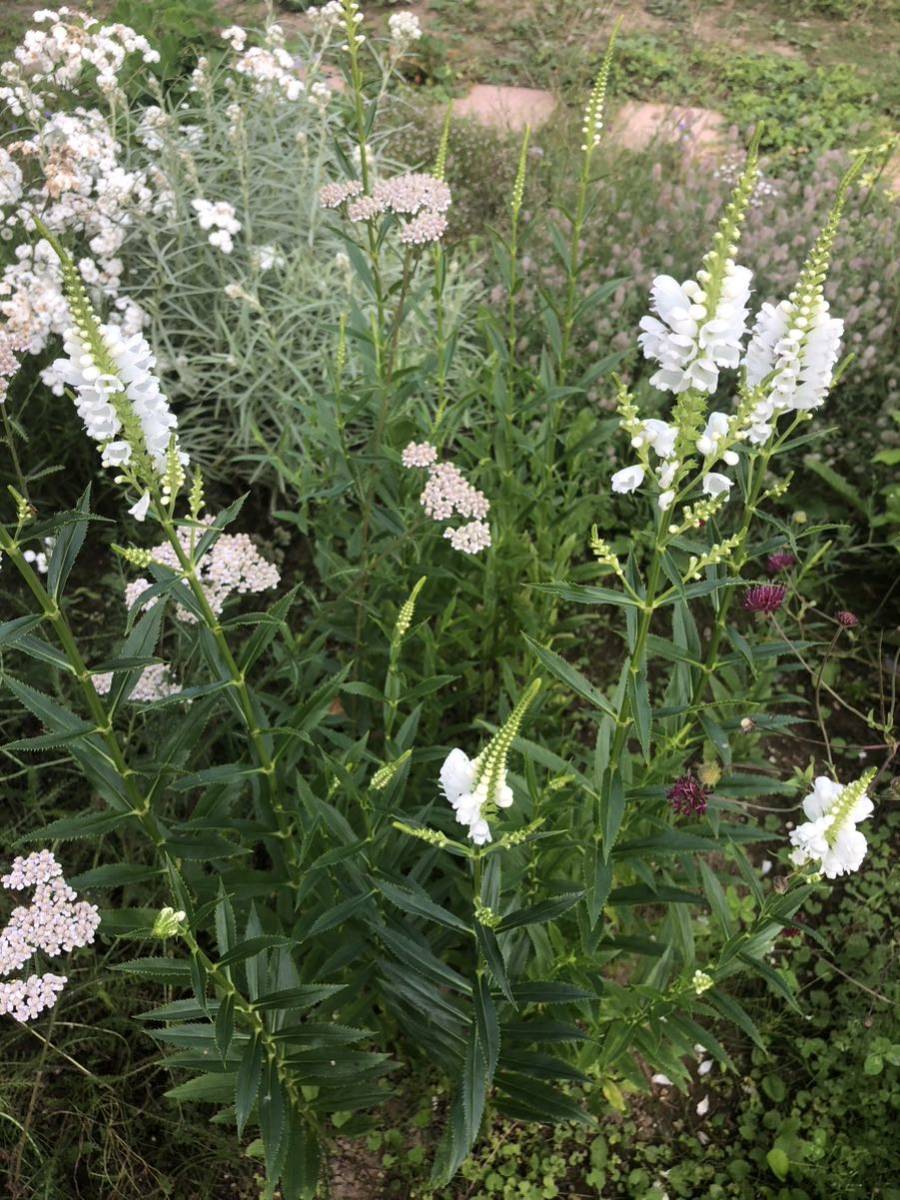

{"left": 451, "top": 84, "right": 557, "bottom": 132}
{"left": 611, "top": 101, "right": 737, "bottom": 159}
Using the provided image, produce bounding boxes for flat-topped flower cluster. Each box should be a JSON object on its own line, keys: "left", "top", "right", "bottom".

{"left": 320, "top": 172, "right": 452, "bottom": 246}
{"left": 0, "top": 850, "right": 99, "bottom": 1022}
{"left": 401, "top": 441, "right": 492, "bottom": 554}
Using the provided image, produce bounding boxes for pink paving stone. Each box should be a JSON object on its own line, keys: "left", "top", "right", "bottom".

{"left": 451, "top": 84, "right": 557, "bottom": 132}
{"left": 611, "top": 101, "right": 738, "bottom": 160}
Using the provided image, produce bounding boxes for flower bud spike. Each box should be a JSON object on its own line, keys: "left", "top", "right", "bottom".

{"left": 433, "top": 104, "right": 453, "bottom": 182}
{"left": 393, "top": 576, "right": 427, "bottom": 645}
{"left": 511, "top": 125, "right": 531, "bottom": 222}
{"left": 581, "top": 20, "right": 620, "bottom": 155}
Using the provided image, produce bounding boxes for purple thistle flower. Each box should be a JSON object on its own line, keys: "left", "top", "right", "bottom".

{"left": 667, "top": 774, "right": 710, "bottom": 817}
{"left": 766, "top": 550, "right": 797, "bottom": 574}
{"left": 836, "top": 609, "right": 859, "bottom": 628}
{"left": 743, "top": 584, "right": 786, "bottom": 614}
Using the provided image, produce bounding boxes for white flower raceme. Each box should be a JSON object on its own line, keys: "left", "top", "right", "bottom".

{"left": 743, "top": 297, "right": 844, "bottom": 442}
{"left": 438, "top": 681, "right": 540, "bottom": 845}
{"left": 50, "top": 321, "right": 181, "bottom": 475}
{"left": 789, "top": 770, "right": 875, "bottom": 879}
{"left": 638, "top": 262, "right": 753, "bottom": 396}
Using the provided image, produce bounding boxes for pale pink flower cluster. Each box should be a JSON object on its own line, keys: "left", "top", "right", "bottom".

{"left": 320, "top": 172, "right": 451, "bottom": 246}
{"left": 444, "top": 521, "right": 492, "bottom": 554}
{"left": 307, "top": 2, "right": 344, "bottom": 35}
{"left": 191, "top": 198, "right": 241, "bottom": 255}
{"left": 319, "top": 179, "right": 363, "bottom": 209}
{"left": 0, "top": 328, "right": 27, "bottom": 403}
{"left": 388, "top": 12, "right": 422, "bottom": 45}
{"left": 93, "top": 661, "right": 182, "bottom": 703}
{"left": 402, "top": 441, "right": 492, "bottom": 555}
{"left": 127, "top": 519, "right": 281, "bottom": 622}
{"left": 401, "top": 441, "right": 438, "bottom": 469}
{"left": 0, "top": 850, "right": 100, "bottom": 1022}
{"left": 0, "top": 10, "right": 165, "bottom": 369}
{"left": 1, "top": 105, "right": 152, "bottom": 356}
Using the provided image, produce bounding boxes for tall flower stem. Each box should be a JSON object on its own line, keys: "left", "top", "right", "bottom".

{"left": 153, "top": 504, "right": 303, "bottom": 883}
{"left": 0, "top": 521, "right": 315, "bottom": 1148}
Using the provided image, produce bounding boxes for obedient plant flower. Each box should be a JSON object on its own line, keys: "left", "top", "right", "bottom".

{"left": 789, "top": 770, "right": 875, "bottom": 878}
{"left": 740, "top": 161, "right": 862, "bottom": 444}
{"left": 691, "top": 970, "right": 714, "bottom": 996}
{"left": 579, "top": 20, "right": 618, "bottom": 152}
{"left": 0, "top": 851, "right": 100, "bottom": 1022}
{"left": 439, "top": 680, "right": 541, "bottom": 845}
{"left": 637, "top": 148, "right": 757, "bottom": 397}
{"left": 611, "top": 465, "right": 644, "bottom": 494}
{"left": 40, "top": 230, "right": 186, "bottom": 514}
{"left": 742, "top": 583, "right": 786, "bottom": 614}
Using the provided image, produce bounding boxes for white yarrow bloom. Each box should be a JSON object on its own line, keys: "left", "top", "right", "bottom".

{"left": 789, "top": 771, "right": 875, "bottom": 879}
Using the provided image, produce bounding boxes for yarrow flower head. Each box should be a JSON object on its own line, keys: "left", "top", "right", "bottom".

{"left": 667, "top": 773, "right": 710, "bottom": 817}
{"left": 789, "top": 769, "right": 875, "bottom": 879}
{"left": 402, "top": 445, "right": 492, "bottom": 555}
{"left": 125, "top": 518, "right": 280, "bottom": 622}
{"left": 766, "top": 550, "right": 797, "bottom": 574}
{"left": 743, "top": 583, "right": 786, "bottom": 615}
{"left": 1, "top": 850, "right": 99, "bottom": 1023}
{"left": 439, "top": 680, "right": 541, "bottom": 845}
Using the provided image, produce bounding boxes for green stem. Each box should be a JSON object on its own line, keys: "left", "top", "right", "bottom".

{"left": 154, "top": 506, "right": 302, "bottom": 881}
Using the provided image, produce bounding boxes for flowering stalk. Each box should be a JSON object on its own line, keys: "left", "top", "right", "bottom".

{"left": 557, "top": 20, "right": 619, "bottom": 383}
{"left": 0, "top": 513, "right": 315, "bottom": 1144}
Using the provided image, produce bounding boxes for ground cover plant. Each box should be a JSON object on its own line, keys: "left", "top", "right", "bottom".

{"left": 0, "top": 3, "right": 897, "bottom": 1198}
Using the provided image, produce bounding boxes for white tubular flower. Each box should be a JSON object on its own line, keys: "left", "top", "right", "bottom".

{"left": 788, "top": 770, "right": 875, "bottom": 879}
{"left": 611, "top": 465, "right": 645, "bottom": 494}
{"left": 696, "top": 411, "right": 729, "bottom": 457}
{"left": 632, "top": 418, "right": 677, "bottom": 459}
{"left": 44, "top": 235, "right": 187, "bottom": 490}
{"left": 638, "top": 263, "right": 752, "bottom": 396}
{"left": 745, "top": 297, "right": 843, "bottom": 418}
{"left": 438, "top": 681, "right": 540, "bottom": 846}
{"left": 702, "top": 472, "right": 732, "bottom": 497}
